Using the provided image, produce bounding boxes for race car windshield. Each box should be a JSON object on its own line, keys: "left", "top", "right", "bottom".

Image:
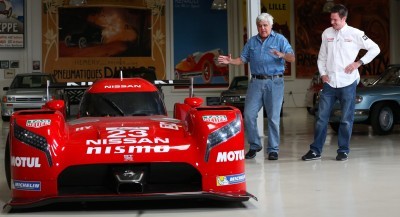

{"left": 79, "top": 92, "right": 166, "bottom": 117}
{"left": 10, "top": 75, "right": 55, "bottom": 89}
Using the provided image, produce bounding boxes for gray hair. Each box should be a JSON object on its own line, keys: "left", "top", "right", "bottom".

{"left": 256, "top": 13, "right": 274, "bottom": 26}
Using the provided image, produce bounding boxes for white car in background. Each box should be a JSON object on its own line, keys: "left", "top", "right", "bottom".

{"left": 1, "top": 73, "right": 69, "bottom": 121}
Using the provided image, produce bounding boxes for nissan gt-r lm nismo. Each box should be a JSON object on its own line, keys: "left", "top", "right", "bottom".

{"left": 4, "top": 77, "right": 256, "bottom": 209}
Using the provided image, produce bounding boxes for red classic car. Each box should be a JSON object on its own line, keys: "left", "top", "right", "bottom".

{"left": 175, "top": 49, "right": 229, "bottom": 84}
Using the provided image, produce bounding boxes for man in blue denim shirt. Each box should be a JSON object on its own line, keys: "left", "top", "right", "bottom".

{"left": 218, "top": 13, "right": 295, "bottom": 160}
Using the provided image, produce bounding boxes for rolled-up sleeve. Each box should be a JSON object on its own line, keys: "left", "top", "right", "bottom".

{"left": 357, "top": 32, "right": 380, "bottom": 64}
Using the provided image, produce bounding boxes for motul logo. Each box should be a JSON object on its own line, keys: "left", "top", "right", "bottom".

{"left": 216, "top": 150, "right": 244, "bottom": 162}
{"left": 11, "top": 156, "right": 41, "bottom": 168}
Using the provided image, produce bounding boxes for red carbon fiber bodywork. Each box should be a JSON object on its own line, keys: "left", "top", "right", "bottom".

{"left": 5, "top": 78, "right": 254, "bottom": 209}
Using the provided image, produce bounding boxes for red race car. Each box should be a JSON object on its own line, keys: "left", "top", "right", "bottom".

{"left": 4, "top": 77, "right": 255, "bottom": 209}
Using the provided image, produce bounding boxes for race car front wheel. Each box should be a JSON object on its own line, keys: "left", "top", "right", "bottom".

{"left": 5, "top": 134, "right": 11, "bottom": 189}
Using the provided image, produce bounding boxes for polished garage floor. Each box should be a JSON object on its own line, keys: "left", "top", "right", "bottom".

{"left": 1, "top": 108, "right": 400, "bottom": 217}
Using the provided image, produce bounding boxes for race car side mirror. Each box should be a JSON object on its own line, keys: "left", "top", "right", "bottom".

{"left": 184, "top": 97, "right": 203, "bottom": 108}
{"left": 43, "top": 99, "right": 65, "bottom": 110}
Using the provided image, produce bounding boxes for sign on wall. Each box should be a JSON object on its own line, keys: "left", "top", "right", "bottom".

{"left": 0, "top": 0, "right": 24, "bottom": 48}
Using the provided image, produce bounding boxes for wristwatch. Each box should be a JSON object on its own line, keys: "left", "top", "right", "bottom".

{"left": 358, "top": 60, "right": 364, "bottom": 65}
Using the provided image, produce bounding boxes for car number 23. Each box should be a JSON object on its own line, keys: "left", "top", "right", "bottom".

{"left": 106, "top": 127, "right": 149, "bottom": 138}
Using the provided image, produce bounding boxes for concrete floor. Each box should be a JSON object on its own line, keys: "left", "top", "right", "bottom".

{"left": 1, "top": 107, "right": 400, "bottom": 216}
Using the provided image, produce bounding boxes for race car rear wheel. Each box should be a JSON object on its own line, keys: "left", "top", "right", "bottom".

{"left": 5, "top": 135, "right": 11, "bottom": 189}
{"left": 371, "top": 102, "right": 394, "bottom": 135}
{"left": 202, "top": 60, "right": 213, "bottom": 84}
{"left": 78, "top": 37, "right": 87, "bottom": 48}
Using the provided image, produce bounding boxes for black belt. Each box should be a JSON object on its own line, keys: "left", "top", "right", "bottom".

{"left": 251, "top": 74, "right": 283, "bottom": 79}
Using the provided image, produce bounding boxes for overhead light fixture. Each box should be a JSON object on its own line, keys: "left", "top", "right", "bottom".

{"left": 211, "top": 0, "right": 227, "bottom": 10}
{"left": 322, "top": 0, "right": 335, "bottom": 13}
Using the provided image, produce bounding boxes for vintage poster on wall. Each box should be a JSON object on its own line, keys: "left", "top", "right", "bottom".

{"left": 42, "top": 0, "right": 166, "bottom": 83}
{"left": 261, "top": 0, "right": 292, "bottom": 77}
{"left": 294, "top": 0, "right": 389, "bottom": 78}
{"left": 173, "top": 0, "right": 228, "bottom": 88}
{"left": 0, "top": 0, "right": 24, "bottom": 48}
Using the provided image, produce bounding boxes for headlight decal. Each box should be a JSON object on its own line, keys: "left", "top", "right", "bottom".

{"left": 14, "top": 121, "right": 53, "bottom": 167}
{"left": 204, "top": 113, "right": 241, "bottom": 162}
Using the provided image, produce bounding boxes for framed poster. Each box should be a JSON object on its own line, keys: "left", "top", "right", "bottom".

{"left": 42, "top": 0, "right": 166, "bottom": 83}
{"left": 173, "top": 0, "right": 229, "bottom": 89}
{"left": 4, "top": 68, "right": 15, "bottom": 79}
{"left": 10, "top": 60, "right": 19, "bottom": 68}
{"left": 0, "top": 0, "right": 25, "bottom": 48}
{"left": 0, "top": 60, "right": 9, "bottom": 69}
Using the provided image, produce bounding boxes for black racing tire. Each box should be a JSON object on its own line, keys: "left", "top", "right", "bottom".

{"left": 371, "top": 102, "right": 395, "bottom": 135}
{"left": 5, "top": 134, "right": 11, "bottom": 189}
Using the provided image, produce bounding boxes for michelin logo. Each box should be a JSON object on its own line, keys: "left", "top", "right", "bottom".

{"left": 216, "top": 173, "right": 245, "bottom": 186}
{"left": 12, "top": 180, "right": 41, "bottom": 191}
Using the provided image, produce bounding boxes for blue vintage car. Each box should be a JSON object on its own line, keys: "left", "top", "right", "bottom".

{"left": 329, "top": 64, "right": 400, "bottom": 135}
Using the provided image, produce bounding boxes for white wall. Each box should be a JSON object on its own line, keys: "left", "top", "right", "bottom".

{"left": 1, "top": 0, "right": 399, "bottom": 112}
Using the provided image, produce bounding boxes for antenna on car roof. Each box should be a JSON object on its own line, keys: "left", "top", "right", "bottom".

{"left": 46, "top": 80, "right": 50, "bottom": 102}
{"left": 189, "top": 77, "right": 194, "bottom": 98}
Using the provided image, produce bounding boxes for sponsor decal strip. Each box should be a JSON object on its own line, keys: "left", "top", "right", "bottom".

{"left": 26, "top": 119, "right": 51, "bottom": 128}
{"left": 12, "top": 180, "right": 41, "bottom": 191}
{"left": 11, "top": 156, "right": 41, "bottom": 168}
{"left": 216, "top": 173, "right": 246, "bottom": 186}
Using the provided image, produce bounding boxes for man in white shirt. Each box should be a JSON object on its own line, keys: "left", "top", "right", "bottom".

{"left": 302, "top": 4, "right": 380, "bottom": 161}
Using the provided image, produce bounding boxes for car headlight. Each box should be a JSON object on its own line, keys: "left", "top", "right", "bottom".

{"left": 355, "top": 95, "right": 363, "bottom": 104}
{"left": 3, "top": 96, "right": 15, "bottom": 102}
{"left": 204, "top": 113, "right": 241, "bottom": 162}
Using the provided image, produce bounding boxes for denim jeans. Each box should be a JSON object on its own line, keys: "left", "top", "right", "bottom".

{"left": 310, "top": 81, "right": 357, "bottom": 155}
{"left": 244, "top": 77, "right": 284, "bottom": 153}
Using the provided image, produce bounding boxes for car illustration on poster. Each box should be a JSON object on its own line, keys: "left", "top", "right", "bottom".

{"left": 175, "top": 49, "right": 229, "bottom": 84}
{"left": 4, "top": 77, "right": 255, "bottom": 209}
{"left": 0, "top": 0, "right": 12, "bottom": 18}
